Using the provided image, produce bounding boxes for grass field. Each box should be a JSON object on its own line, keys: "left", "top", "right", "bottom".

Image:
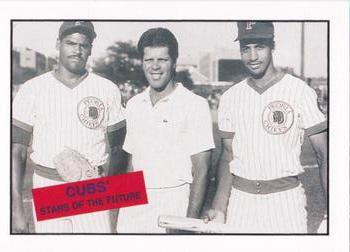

{"left": 21, "top": 122, "right": 326, "bottom": 233}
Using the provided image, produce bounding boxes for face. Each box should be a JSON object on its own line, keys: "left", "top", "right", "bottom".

{"left": 142, "top": 46, "right": 175, "bottom": 90}
{"left": 240, "top": 40, "right": 273, "bottom": 78}
{"left": 57, "top": 33, "right": 92, "bottom": 74}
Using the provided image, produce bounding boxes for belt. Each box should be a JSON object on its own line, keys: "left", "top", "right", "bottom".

{"left": 232, "top": 175, "right": 300, "bottom": 194}
{"left": 34, "top": 163, "right": 105, "bottom": 182}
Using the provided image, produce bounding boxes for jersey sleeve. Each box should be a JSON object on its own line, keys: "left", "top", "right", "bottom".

{"left": 12, "top": 83, "right": 36, "bottom": 145}
{"left": 217, "top": 92, "right": 235, "bottom": 138}
{"left": 106, "top": 85, "right": 126, "bottom": 132}
{"left": 299, "top": 84, "right": 327, "bottom": 136}
{"left": 13, "top": 82, "right": 36, "bottom": 128}
{"left": 122, "top": 101, "right": 134, "bottom": 154}
{"left": 185, "top": 98, "right": 215, "bottom": 156}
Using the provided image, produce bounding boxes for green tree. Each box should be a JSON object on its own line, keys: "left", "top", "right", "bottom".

{"left": 92, "top": 41, "right": 145, "bottom": 87}
{"left": 174, "top": 70, "right": 194, "bottom": 90}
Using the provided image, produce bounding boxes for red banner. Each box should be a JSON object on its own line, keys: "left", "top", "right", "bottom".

{"left": 32, "top": 171, "right": 148, "bottom": 221}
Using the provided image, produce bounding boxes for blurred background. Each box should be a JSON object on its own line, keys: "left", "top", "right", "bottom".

{"left": 12, "top": 21, "right": 328, "bottom": 233}
{"left": 12, "top": 21, "right": 328, "bottom": 112}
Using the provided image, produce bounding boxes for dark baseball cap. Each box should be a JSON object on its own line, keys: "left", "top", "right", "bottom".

{"left": 59, "top": 21, "right": 97, "bottom": 42}
{"left": 235, "top": 21, "right": 274, "bottom": 41}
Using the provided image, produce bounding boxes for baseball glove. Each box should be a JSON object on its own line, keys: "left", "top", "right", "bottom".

{"left": 53, "top": 147, "right": 99, "bottom": 182}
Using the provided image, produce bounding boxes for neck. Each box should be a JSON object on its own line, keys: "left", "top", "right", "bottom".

{"left": 149, "top": 80, "right": 176, "bottom": 106}
{"left": 55, "top": 65, "right": 87, "bottom": 88}
{"left": 250, "top": 63, "right": 278, "bottom": 88}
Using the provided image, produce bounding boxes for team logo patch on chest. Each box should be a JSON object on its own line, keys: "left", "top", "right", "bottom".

{"left": 77, "top": 96, "right": 105, "bottom": 129}
{"left": 262, "top": 100, "right": 294, "bottom": 135}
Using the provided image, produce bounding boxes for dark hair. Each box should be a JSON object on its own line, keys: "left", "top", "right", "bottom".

{"left": 137, "top": 27, "right": 179, "bottom": 61}
{"left": 240, "top": 38, "right": 275, "bottom": 50}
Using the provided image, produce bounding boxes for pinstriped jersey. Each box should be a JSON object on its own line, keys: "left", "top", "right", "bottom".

{"left": 13, "top": 72, "right": 125, "bottom": 168}
{"left": 218, "top": 73, "right": 327, "bottom": 180}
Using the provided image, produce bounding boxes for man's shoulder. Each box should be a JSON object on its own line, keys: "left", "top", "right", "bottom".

{"left": 21, "top": 71, "right": 54, "bottom": 89}
{"left": 89, "top": 72, "right": 117, "bottom": 89}
{"left": 179, "top": 85, "right": 208, "bottom": 105}
{"left": 27, "top": 71, "right": 53, "bottom": 83}
{"left": 221, "top": 79, "right": 247, "bottom": 98}
{"left": 125, "top": 89, "right": 147, "bottom": 108}
{"left": 282, "top": 73, "right": 308, "bottom": 88}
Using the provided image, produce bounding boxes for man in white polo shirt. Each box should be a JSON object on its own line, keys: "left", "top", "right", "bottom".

{"left": 117, "top": 27, "right": 215, "bottom": 233}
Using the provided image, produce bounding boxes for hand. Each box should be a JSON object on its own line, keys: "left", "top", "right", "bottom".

{"left": 317, "top": 214, "right": 328, "bottom": 233}
{"left": 109, "top": 209, "right": 119, "bottom": 233}
{"left": 202, "top": 209, "right": 225, "bottom": 224}
{"left": 12, "top": 208, "right": 29, "bottom": 233}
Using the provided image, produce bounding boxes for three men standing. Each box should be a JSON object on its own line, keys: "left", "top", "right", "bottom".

{"left": 12, "top": 21, "right": 327, "bottom": 234}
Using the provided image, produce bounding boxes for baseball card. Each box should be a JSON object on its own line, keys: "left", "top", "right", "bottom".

{"left": 1, "top": 0, "right": 349, "bottom": 252}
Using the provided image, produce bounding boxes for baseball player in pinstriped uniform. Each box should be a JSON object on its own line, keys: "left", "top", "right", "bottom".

{"left": 206, "top": 22, "right": 327, "bottom": 233}
{"left": 12, "top": 21, "right": 126, "bottom": 233}
{"left": 117, "top": 28, "right": 215, "bottom": 233}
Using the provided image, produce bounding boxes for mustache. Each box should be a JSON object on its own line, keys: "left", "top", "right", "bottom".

{"left": 68, "top": 55, "right": 83, "bottom": 59}
{"left": 248, "top": 62, "right": 262, "bottom": 65}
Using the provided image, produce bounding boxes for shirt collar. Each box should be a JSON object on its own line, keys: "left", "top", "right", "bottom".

{"left": 141, "top": 82, "right": 185, "bottom": 103}
{"left": 246, "top": 71, "right": 285, "bottom": 95}
{"left": 51, "top": 70, "right": 89, "bottom": 89}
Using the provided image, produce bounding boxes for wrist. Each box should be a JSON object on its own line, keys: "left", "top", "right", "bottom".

{"left": 12, "top": 199, "right": 24, "bottom": 209}
{"left": 209, "top": 207, "right": 224, "bottom": 216}
{"left": 209, "top": 209, "right": 225, "bottom": 223}
{"left": 214, "top": 210, "right": 225, "bottom": 219}
{"left": 187, "top": 208, "right": 201, "bottom": 218}
{"left": 211, "top": 200, "right": 227, "bottom": 213}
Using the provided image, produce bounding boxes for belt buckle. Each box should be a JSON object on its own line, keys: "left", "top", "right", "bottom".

{"left": 255, "top": 180, "right": 262, "bottom": 194}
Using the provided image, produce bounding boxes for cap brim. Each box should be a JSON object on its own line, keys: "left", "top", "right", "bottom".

{"left": 235, "top": 34, "right": 274, "bottom": 42}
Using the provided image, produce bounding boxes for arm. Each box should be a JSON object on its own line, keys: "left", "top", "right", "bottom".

{"left": 12, "top": 143, "right": 29, "bottom": 233}
{"left": 126, "top": 154, "right": 133, "bottom": 172}
{"left": 107, "top": 126, "right": 128, "bottom": 176}
{"left": 186, "top": 150, "right": 212, "bottom": 219}
{"left": 12, "top": 82, "right": 36, "bottom": 233}
{"left": 211, "top": 138, "right": 234, "bottom": 214}
{"left": 110, "top": 151, "right": 133, "bottom": 233}
{"left": 185, "top": 99, "right": 214, "bottom": 220}
{"left": 309, "top": 131, "right": 328, "bottom": 203}
{"left": 107, "top": 125, "right": 127, "bottom": 233}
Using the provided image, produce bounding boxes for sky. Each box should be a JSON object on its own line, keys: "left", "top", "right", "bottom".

{"left": 13, "top": 21, "right": 328, "bottom": 78}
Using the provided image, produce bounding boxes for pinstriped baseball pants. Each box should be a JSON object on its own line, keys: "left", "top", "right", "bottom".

{"left": 225, "top": 184, "right": 307, "bottom": 233}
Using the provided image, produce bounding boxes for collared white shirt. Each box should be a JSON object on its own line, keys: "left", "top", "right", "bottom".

{"left": 123, "top": 83, "right": 214, "bottom": 188}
